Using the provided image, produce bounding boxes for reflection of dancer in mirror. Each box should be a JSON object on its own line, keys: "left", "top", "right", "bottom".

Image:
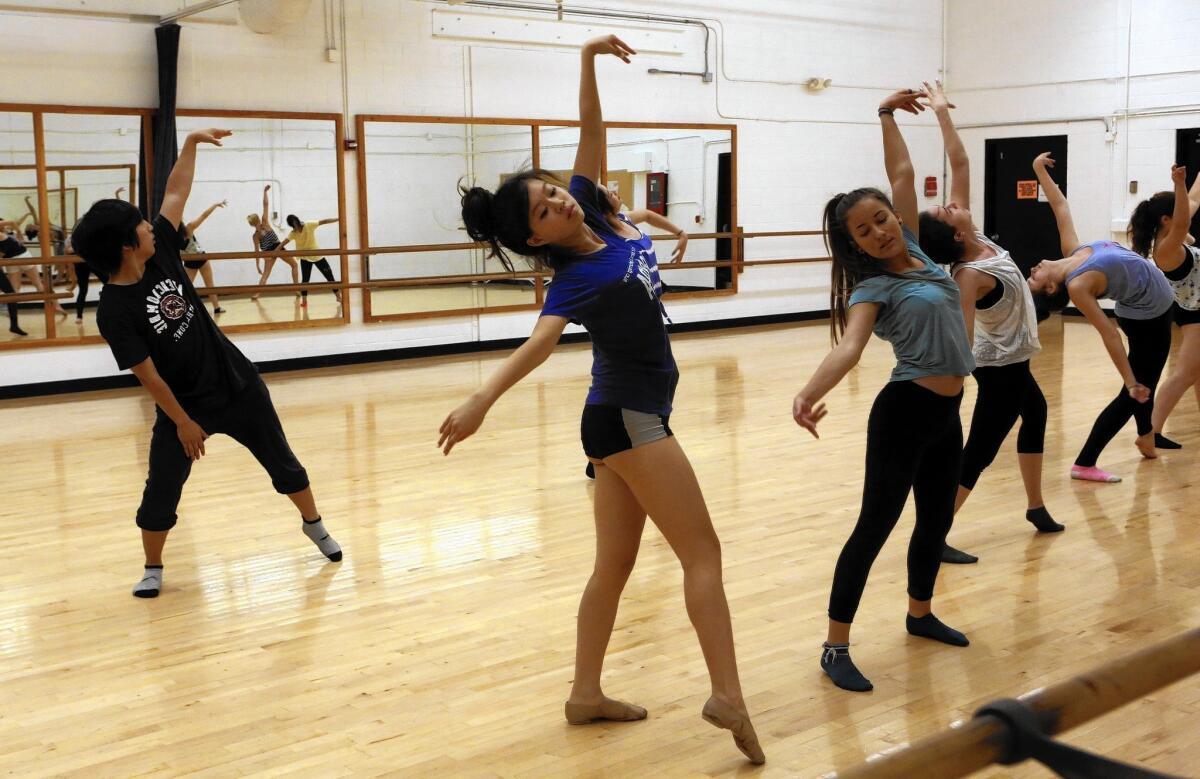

{"left": 1028, "top": 152, "right": 1176, "bottom": 480}
{"left": 793, "top": 88, "right": 974, "bottom": 694}
{"left": 444, "top": 35, "right": 764, "bottom": 765}
{"left": 2, "top": 215, "right": 67, "bottom": 320}
{"left": 916, "top": 81, "right": 1061, "bottom": 566}
{"left": 1129, "top": 164, "right": 1200, "bottom": 442}
{"left": 281, "top": 214, "right": 341, "bottom": 306}
{"left": 0, "top": 219, "right": 28, "bottom": 335}
{"left": 248, "top": 184, "right": 298, "bottom": 300}
{"left": 16, "top": 199, "right": 70, "bottom": 315}
{"left": 181, "top": 199, "right": 227, "bottom": 314}
{"left": 71, "top": 128, "right": 342, "bottom": 600}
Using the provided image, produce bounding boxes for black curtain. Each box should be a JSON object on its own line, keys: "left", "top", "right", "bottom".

{"left": 138, "top": 23, "right": 181, "bottom": 217}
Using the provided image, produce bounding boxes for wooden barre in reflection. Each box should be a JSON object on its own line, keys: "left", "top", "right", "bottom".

{"left": 831, "top": 627, "right": 1200, "bottom": 779}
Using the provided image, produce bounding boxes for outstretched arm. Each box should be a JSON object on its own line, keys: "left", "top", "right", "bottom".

{"left": 186, "top": 200, "right": 226, "bottom": 235}
{"left": 1032, "top": 152, "right": 1079, "bottom": 256}
{"left": 438, "top": 315, "right": 569, "bottom": 454}
{"left": 925, "top": 80, "right": 970, "bottom": 211}
{"left": 159, "top": 129, "right": 231, "bottom": 229}
{"left": 792, "top": 302, "right": 878, "bottom": 437}
{"left": 317, "top": 217, "right": 339, "bottom": 226}
{"left": 627, "top": 209, "right": 688, "bottom": 262}
{"left": 1154, "top": 165, "right": 1192, "bottom": 272}
{"left": 879, "top": 89, "right": 926, "bottom": 238}
{"left": 571, "top": 35, "right": 636, "bottom": 183}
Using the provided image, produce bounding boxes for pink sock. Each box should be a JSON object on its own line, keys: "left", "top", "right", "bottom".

{"left": 1070, "top": 465, "right": 1122, "bottom": 483}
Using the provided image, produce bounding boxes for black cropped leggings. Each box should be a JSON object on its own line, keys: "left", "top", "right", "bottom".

{"left": 300, "top": 258, "right": 335, "bottom": 298}
{"left": 1075, "top": 310, "right": 1173, "bottom": 468}
{"left": 0, "top": 270, "right": 18, "bottom": 330}
{"left": 828, "top": 380, "right": 964, "bottom": 624}
{"left": 959, "top": 360, "right": 1047, "bottom": 490}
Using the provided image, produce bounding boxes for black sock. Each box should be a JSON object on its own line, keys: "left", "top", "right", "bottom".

{"left": 1154, "top": 433, "right": 1182, "bottom": 450}
{"left": 820, "top": 643, "right": 873, "bottom": 692}
{"left": 1026, "top": 506, "right": 1064, "bottom": 533}
{"left": 906, "top": 613, "right": 969, "bottom": 646}
{"left": 941, "top": 544, "right": 978, "bottom": 564}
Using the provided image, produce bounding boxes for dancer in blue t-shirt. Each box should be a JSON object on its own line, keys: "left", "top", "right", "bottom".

{"left": 439, "top": 34, "right": 764, "bottom": 766}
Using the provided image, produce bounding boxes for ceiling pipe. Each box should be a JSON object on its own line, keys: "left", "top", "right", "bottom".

{"left": 159, "top": 0, "right": 241, "bottom": 26}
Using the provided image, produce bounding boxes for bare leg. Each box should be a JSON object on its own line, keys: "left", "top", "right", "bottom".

{"left": 1151, "top": 325, "right": 1200, "bottom": 436}
{"left": 1018, "top": 453, "right": 1045, "bottom": 509}
{"left": 141, "top": 529, "right": 169, "bottom": 566}
{"left": 286, "top": 486, "right": 320, "bottom": 521}
{"left": 198, "top": 263, "right": 221, "bottom": 309}
{"left": 252, "top": 256, "right": 277, "bottom": 300}
{"left": 568, "top": 460, "right": 647, "bottom": 705}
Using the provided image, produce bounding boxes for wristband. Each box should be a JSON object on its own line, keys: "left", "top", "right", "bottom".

{"left": 878, "top": 108, "right": 895, "bottom": 116}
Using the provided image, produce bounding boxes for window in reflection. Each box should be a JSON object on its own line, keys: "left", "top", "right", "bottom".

{"left": 173, "top": 115, "right": 343, "bottom": 328}
{"left": 363, "top": 121, "right": 538, "bottom": 318}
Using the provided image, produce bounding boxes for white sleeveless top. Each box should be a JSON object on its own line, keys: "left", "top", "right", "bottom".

{"left": 1167, "top": 244, "right": 1200, "bottom": 311}
{"left": 951, "top": 233, "right": 1041, "bottom": 367}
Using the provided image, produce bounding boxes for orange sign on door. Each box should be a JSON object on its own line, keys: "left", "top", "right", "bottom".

{"left": 1016, "top": 180, "right": 1039, "bottom": 200}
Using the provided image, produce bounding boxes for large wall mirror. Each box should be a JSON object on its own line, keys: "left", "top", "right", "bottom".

{"left": 173, "top": 111, "right": 347, "bottom": 331}
{"left": 359, "top": 117, "right": 541, "bottom": 320}
{"left": 0, "top": 110, "right": 42, "bottom": 346}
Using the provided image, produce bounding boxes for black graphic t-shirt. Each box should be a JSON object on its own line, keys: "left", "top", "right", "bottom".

{"left": 98, "top": 215, "right": 257, "bottom": 414}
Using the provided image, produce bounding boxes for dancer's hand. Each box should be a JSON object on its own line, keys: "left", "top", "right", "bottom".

{"left": 1127, "top": 383, "right": 1151, "bottom": 403}
{"left": 439, "top": 395, "right": 488, "bottom": 455}
{"left": 186, "top": 128, "right": 232, "bottom": 147}
{"left": 670, "top": 231, "right": 688, "bottom": 263}
{"left": 583, "top": 34, "right": 637, "bottom": 63}
{"left": 264, "top": 184, "right": 271, "bottom": 192}
{"left": 922, "top": 79, "right": 956, "bottom": 112}
{"left": 879, "top": 88, "right": 927, "bottom": 115}
{"left": 1033, "top": 152, "right": 1056, "bottom": 171}
{"left": 176, "top": 418, "right": 209, "bottom": 460}
{"left": 1171, "top": 164, "right": 1187, "bottom": 185}
{"left": 792, "top": 394, "right": 828, "bottom": 438}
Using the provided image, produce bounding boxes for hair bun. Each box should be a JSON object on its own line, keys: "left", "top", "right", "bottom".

{"left": 460, "top": 185, "right": 497, "bottom": 243}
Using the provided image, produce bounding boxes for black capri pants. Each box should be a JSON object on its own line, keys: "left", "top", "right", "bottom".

{"left": 135, "top": 379, "right": 310, "bottom": 531}
{"left": 959, "top": 359, "right": 1047, "bottom": 490}
{"left": 828, "top": 380, "right": 963, "bottom": 624}
{"left": 1075, "top": 310, "right": 1173, "bottom": 468}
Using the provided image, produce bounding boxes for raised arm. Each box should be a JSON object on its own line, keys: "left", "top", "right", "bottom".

{"left": 792, "top": 302, "right": 878, "bottom": 437}
{"left": 878, "top": 89, "right": 926, "bottom": 238}
{"left": 925, "top": 80, "right": 969, "bottom": 210}
{"left": 159, "top": 129, "right": 231, "bottom": 229}
{"left": 571, "top": 35, "right": 636, "bottom": 183}
{"left": 628, "top": 209, "right": 688, "bottom": 262}
{"left": 438, "top": 314, "right": 570, "bottom": 454}
{"left": 260, "top": 185, "right": 271, "bottom": 227}
{"left": 1032, "top": 152, "right": 1079, "bottom": 256}
{"left": 186, "top": 200, "right": 226, "bottom": 235}
{"left": 1154, "top": 165, "right": 1193, "bottom": 271}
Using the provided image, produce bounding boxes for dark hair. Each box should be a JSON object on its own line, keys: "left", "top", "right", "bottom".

{"left": 286, "top": 214, "right": 302, "bottom": 231}
{"left": 23, "top": 224, "right": 37, "bottom": 240}
{"left": 1127, "top": 191, "right": 1174, "bottom": 258}
{"left": 594, "top": 186, "right": 615, "bottom": 217}
{"left": 460, "top": 169, "right": 577, "bottom": 272}
{"left": 823, "top": 187, "right": 904, "bottom": 343}
{"left": 1032, "top": 286, "right": 1070, "bottom": 313}
{"left": 917, "top": 211, "right": 965, "bottom": 264}
{"left": 71, "top": 199, "right": 144, "bottom": 275}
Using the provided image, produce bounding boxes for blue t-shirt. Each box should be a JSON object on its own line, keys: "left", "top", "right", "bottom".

{"left": 1066, "top": 241, "right": 1174, "bottom": 320}
{"left": 541, "top": 176, "right": 679, "bottom": 416}
{"left": 847, "top": 227, "right": 975, "bottom": 382}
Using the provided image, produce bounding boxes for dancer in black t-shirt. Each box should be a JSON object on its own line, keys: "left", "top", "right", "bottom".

{"left": 71, "top": 128, "right": 342, "bottom": 599}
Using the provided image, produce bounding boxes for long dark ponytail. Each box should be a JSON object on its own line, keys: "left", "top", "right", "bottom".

{"left": 1127, "top": 191, "right": 1174, "bottom": 258}
{"left": 823, "top": 187, "right": 899, "bottom": 343}
{"left": 460, "top": 169, "right": 575, "bottom": 273}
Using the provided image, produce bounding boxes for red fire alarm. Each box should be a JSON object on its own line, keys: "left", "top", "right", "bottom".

{"left": 924, "top": 176, "right": 938, "bottom": 197}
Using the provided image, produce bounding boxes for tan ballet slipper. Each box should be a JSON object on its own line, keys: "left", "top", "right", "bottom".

{"left": 564, "top": 696, "right": 647, "bottom": 725}
{"left": 701, "top": 696, "right": 766, "bottom": 765}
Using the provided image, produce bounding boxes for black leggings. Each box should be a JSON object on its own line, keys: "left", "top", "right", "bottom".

{"left": 828, "top": 380, "right": 964, "bottom": 624}
{"left": 0, "top": 270, "right": 18, "bottom": 330}
{"left": 960, "top": 360, "right": 1047, "bottom": 490}
{"left": 300, "top": 258, "right": 335, "bottom": 298}
{"left": 1075, "top": 311, "right": 1173, "bottom": 467}
{"left": 74, "top": 262, "right": 108, "bottom": 320}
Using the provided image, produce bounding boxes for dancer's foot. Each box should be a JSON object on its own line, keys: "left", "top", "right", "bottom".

{"left": 1070, "top": 465, "right": 1121, "bottom": 483}
{"left": 821, "top": 643, "right": 872, "bottom": 692}
{"left": 1026, "top": 506, "right": 1064, "bottom": 533}
{"left": 941, "top": 544, "right": 978, "bottom": 565}
{"left": 701, "top": 696, "right": 765, "bottom": 765}
{"left": 1135, "top": 432, "right": 1157, "bottom": 459}
{"left": 9, "top": 325, "right": 28, "bottom": 336}
{"left": 1154, "top": 433, "right": 1182, "bottom": 450}
{"left": 906, "top": 613, "right": 969, "bottom": 646}
{"left": 564, "top": 695, "right": 647, "bottom": 725}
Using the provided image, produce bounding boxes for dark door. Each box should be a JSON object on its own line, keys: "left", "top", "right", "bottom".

{"left": 1175, "top": 128, "right": 1200, "bottom": 238}
{"left": 716, "top": 152, "right": 732, "bottom": 289}
{"left": 984, "top": 135, "right": 1068, "bottom": 275}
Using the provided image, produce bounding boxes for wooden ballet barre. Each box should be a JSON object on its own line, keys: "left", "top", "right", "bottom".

{"left": 830, "top": 627, "right": 1200, "bottom": 779}
{"left": 739, "top": 229, "right": 826, "bottom": 239}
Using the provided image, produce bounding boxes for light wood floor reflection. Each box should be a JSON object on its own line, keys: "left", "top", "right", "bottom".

{"left": 1, "top": 318, "right": 1197, "bottom": 777}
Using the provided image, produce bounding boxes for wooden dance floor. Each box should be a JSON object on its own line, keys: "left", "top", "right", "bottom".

{"left": 2, "top": 317, "right": 1197, "bottom": 776}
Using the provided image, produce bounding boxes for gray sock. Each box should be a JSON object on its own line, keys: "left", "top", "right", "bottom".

{"left": 133, "top": 565, "right": 163, "bottom": 598}
{"left": 303, "top": 517, "right": 342, "bottom": 562}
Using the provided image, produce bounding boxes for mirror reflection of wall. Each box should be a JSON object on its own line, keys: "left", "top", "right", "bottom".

{"left": 363, "top": 121, "right": 536, "bottom": 318}
{"left": 174, "top": 115, "right": 343, "bottom": 327}
{"left": 0, "top": 111, "right": 46, "bottom": 343}
{"left": 42, "top": 112, "right": 144, "bottom": 338}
